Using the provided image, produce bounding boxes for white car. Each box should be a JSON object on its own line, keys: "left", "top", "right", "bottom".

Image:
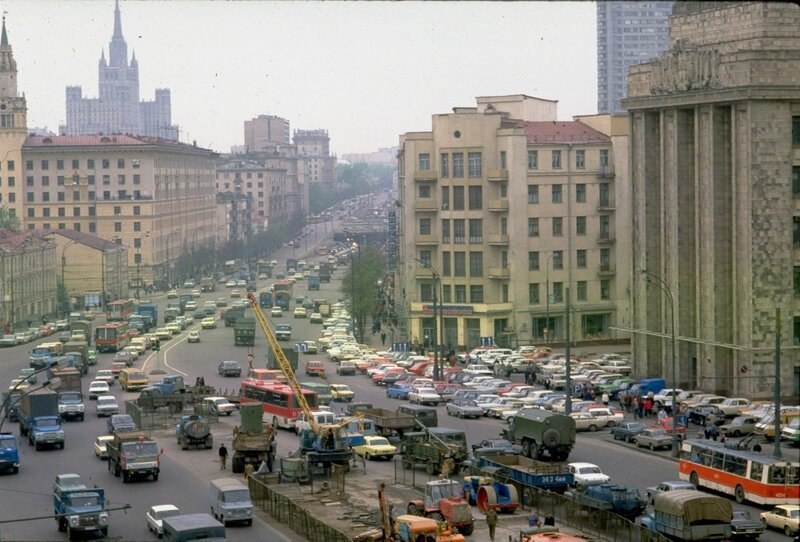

{"left": 568, "top": 462, "right": 611, "bottom": 487}
{"left": 760, "top": 504, "right": 800, "bottom": 536}
{"left": 94, "top": 435, "right": 114, "bottom": 459}
{"left": 96, "top": 395, "right": 119, "bottom": 417}
{"left": 88, "top": 380, "right": 110, "bottom": 400}
{"left": 95, "top": 370, "right": 115, "bottom": 386}
{"left": 464, "top": 364, "right": 493, "bottom": 376}
{"left": 203, "top": 396, "right": 236, "bottom": 416}
{"left": 146, "top": 504, "right": 181, "bottom": 537}
{"left": 408, "top": 388, "right": 443, "bottom": 406}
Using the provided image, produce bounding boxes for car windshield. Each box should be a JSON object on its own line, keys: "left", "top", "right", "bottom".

{"left": 157, "top": 509, "right": 181, "bottom": 520}
{"left": 69, "top": 496, "right": 100, "bottom": 507}
{"left": 123, "top": 442, "right": 158, "bottom": 457}
{"left": 221, "top": 490, "right": 250, "bottom": 503}
{"left": 580, "top": 466, "right": 602, "bottom": 474}
{"left": 370, "top": 438, "right": 390, "bottom": 446}
{"left": 788, "top": 509, "right": 800, "bottom": 518}
{"left": 98, "top": 397, "right": 116, "bottom": 405}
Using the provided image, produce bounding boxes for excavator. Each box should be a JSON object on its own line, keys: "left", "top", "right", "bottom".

{"left": 247, "top": 293, "right": 355, "bottom": 472}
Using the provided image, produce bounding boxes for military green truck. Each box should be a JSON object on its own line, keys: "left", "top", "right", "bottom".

{"left": 234, "top": 316, "right": 255, "bottom": 346}
{"left": 503, "top": 408, "right": 576, "bottom": 461}
{"left": 400, "top": 427, "right": 468, "bottom": 476}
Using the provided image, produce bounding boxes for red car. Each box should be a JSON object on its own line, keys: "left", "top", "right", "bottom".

{"left": 305, "top": 360, "right": 325, "bottom": 377}
{"left": 651, "top": 417, "right": 687, "bottom": 439}
{"left": 409, "top": 361, "right": 432, "bottom": 376}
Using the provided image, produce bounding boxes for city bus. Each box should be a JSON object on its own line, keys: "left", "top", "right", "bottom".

{"left": 259, "top": 291, "right": 274, "bottom": 309}
{"left": 678, "top": 438, "right": 799, "bottom": 505}
{"left": 107, "top": 299, "right": 136, "bottom": 322}
{"left": 239, "top": 381, "right": 318, "bottom": 430}
{"left": 94, "top": 322, "right": 130, "bottom": 353}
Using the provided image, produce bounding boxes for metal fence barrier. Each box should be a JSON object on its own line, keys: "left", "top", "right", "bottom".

{"left": 124, "top": 400, "right": 218, "bottom": 430}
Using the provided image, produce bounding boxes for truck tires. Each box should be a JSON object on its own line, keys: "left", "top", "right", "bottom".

{"left": 459, "top": 523, "right": 474, "bottom": 535}
{"left": 542, "top": 428, "right": 561, "bottom": 449}
{"left": 232, "top": 456, "right": 244, "bottom": 474}
{"left": 521, "top": 440, "right": 531, "bottom": 458}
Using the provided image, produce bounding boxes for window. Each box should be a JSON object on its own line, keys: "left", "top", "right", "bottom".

{"left": 453, "top": 186, "right": 465, "bottom": 210}
{"left": 117, "top": 159, "right": 125, "bottom": 168}
{"left": 88, "top": 175, "right": 95, "bottom": 185}
{"left": 57, "top": 191, "right": 65, "bottom": 202}
{"left": 42, "top": 192, "right": 50, "bottom": 202}
{"left": 441, "top": 285, "right": 452, "bottom": 303}
{"left": 599, "top": 149, "right": 609, "bottom": 167}
{"left": 114, "top": 206, "right": 121, "bottom": 215}
{"left": 553, "top": 282, "right": 563, "bottom": 303}
{"left": 576, "top": 150, "right": 585, "bottom": 169}
{"left": 87, "top": 159, "right": 95, "bottom": 169}
{"left": 528, "top": 218, "right": 539, "bottom": 237}
{"left": 552, "top": 217, "right": 563, "bottom": 237}
{"left": 133, "top": 221, "right": 141, "bottom": 232}
{"left": 134, "top": 238, "right": 142, "bottom": 248}
{"left": 6, "top": 176, "right": 13, "bottom": 187}
{"left": 73, "top": 207, "right": 81, "bottom": 217}
{"left": 440, "top": 153, "right": 449, "bottom": 178}
{"left": 102, "top": 159, "right": 110, "bottom": 169}
{"left": 103, "top": 175, "right": 110, "bottom": 185}
{"left": 500, "top": 183, "right": 508, "bottom": 198}
{"left": 501, "top": 250, "right": 509, "bottom": 269}
{"left": 419, "top": 217, "right": 432, "bottom": 235}
{"left": 134, "top": 253, "right": 141, "bottom": 264}
{"left": 442, "top": 219, "right": 450, "bottom": 243}
{"left": 453, "top": 219, "right": 465, "bottom": 244}
{"left": 42, "top": 208, "right": 50, "bottom": 217}
{"left": 5, "top": 160, "right": 13, "bottom": 171}
{"left": 89, "top": 223, "right": 96, "bottom": 233}
{"left": 455, "top": 285, "right": 467, "bottom": 303}
{"left": 529, "top": 251, "right": 540, "bottom": 271}
{"left": 553, "top": 250, "right": 563, "bottom": 269}
{"left": 58, "top": 207, "right": 65, "bottom": 217}
{"left": 420, "top": 283, "right": 433, "bottom": 302}
{"left": 56, "top": 159, "right": 64, "bottom": 170}
{"left": 419, "top": 250, "right": 432, "bottom": 268}
{"left": 795, "top": 217, "right": 800, "bottom": 248}
{"left": 25, "top": 160, "right": 33, "bottom": 170}
{"left": 442, "top": 251, "right": 451, "bottom": 276}
{"left": 502, "top": 284, "right": 509, "bottom": 303}
{"left": 56, "top": 175, "right": 65, "bottom": 186}
{"left": 468, "top": 186, "right": 482, "bottom": 210}
{"left": 133, "top": 205, "right": 140, "bottom": 216}
{"left": 795, "top": 266, "right": 800, "bottom": 296}
{"left": 576, "top": 183, "right": 586, "bottom": 202}
{"left": 600, "top": 248, "right": 611, "bottom": 269}
{"left": 25, "top": 176, "right": 33, "bottom": 187}
{"left": 454, "top": 252, "right": 466, "bottom": 277}
{"left": 470, "top": 285, "right": 484, "bottom": 303}
{"left": 26, "top": 208, "right": 34, "bottom": 218}
{"left": 529, "top": 283, "right": 540, "bottom": 304}
{"left": 452, "top": 153, "right": 464, "bottom": 177}
{"left": 552, "top": 150, "right": 562, "bottom": 169}
{"left": 41, "top": 160, "right": 49, "bottom": 170}
{"left": 528, "top": 150, "right": 538, "bottom": 169}
{"left": 600, "top": 215, "right": 611, "bottom": 240}
{"left": 418, "top": 185, "right": 431, "bottom": 198}
{"left": 25, "top": 192, "right": 34, "bottom": 203}
{"left": 72, "top": 159, "right": 79, "bottom": 169}
{"left": 794, "top": 167, "right": 800, "bottom": 197}
{"left": 88, "top": 192, "right": 95, "bottom": 202}
{"left": 114, "top": 222, "right": 122, "bottom": 232}
{"left": 133, "top": 174, "right": 140, "bottom": 185}
{"left": 528, "top": 185, "right": 539, "bottom": 204}
{"left": 469, "top": 252, "right": 483, "bottom": 277}
{"left": 118, "top": 174, "right": 125, "bottom": 184}
{"left": 499, "top": 151, "right": 507, "bottom": 170}
{"left": 500, "top": 217, "right": 508, "bottom": 236}
{"left": 552, "top": 184, "right": 563, "bottom": 203}
{"left": 441, "top": 186, "right": 449, "bottom": 209}
{"left": 576, "top": 216, "right": 587, "bottom": 236}
{"left": 419, "top": 153, "right": 430, "bottom": 171}
{"left": 600, "top": 280, "right": 610, "bottom": 300}
{"left": 103, "top": 191, "right": 110, "bottom": 200}
{"left": 72, "top": 191, "right": 80, "bottom": 201}
{"left": 577, "top": 249, "right": 587, "bottom": 268}
{"left": 577, "top": 281, "right": 587, "bottom": 301}
{"left": 794, "top": 116, "right": 800, "bottom": 145}
{"left": 132, "top": 159, "right": 140, "bottom": 168}
{"left": 468, "top": 219, "right": 482, "bottom": 243}
{"left": 468, "top": 152, "right": 482, "bottom": 177}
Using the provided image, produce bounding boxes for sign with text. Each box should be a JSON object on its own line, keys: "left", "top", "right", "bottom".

{"left": 422, "top": 304, "right": 474, "bottom": 316}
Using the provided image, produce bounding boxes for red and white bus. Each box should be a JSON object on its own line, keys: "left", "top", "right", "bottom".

{"left": 94, "top": 322, "right": 130, "bottom": 353}
{"left": 678, "top": 438, "right": 799, "bottom": 505}
{"left": 239, "top": 381, "right": 318, "bottom": 430}
{"left": 107, "top": 299, "right": 135, "bottom": 322}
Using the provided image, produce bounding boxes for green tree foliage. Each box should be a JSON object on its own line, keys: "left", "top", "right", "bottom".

{"left": 0, "top": 205, "right": 20, "bottom": 230}
{"left": 340, "top": 246, "right": 385, "bottom": 343}
{"left": 309, "top": 163, "right": 395, "bottom": 214}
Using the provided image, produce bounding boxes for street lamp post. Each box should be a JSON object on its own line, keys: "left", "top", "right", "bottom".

{"left": 414, "top": 259, "right": 442, "bottom": 382}
{"left": 60, "top": 239, "right": 80, "bottom": 317}
{"left": 638, "top": 268, "right": 679, "bottom": 457}
{"left": 545, "top": 252, "right": 554, "bottom": 344}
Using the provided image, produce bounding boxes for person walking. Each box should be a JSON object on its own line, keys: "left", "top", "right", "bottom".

{"left": 244, "top": 461, "right": 255, "bottom": 481}
{"left": 485, "top": 507, "right": 498, "bottom": 541}
{"left": 218, "top": 443, "right": 228, "bottom": 470}
{"left": 601, "top": 391, "right": 610, "bottom": 406}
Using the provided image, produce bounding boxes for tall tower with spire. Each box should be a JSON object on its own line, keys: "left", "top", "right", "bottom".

{"left": 62, "top": 0, "right": 178, "bottom": 139}
{"left": 0, "top": 14, "right": 28, "bottom": 225}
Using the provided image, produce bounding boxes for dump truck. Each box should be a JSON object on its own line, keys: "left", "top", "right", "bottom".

{"left": 503, "top": 408, "right": 576, "bottom": 461}
{"left": 51, "top": 367, "right": 85, "bottom": 421}
{"left": 18, "top": 390, "right": 65, "bottom": 450}
{"left": 0, "top": 432, "right": 20, "bottom": 474}
{"left": 308, "top": 275, "right": 321, "bottom": 291}
{"left": 401, "top": 427, "right": 469, "bottom": 476}
{"left": 361, "top": 407, "right": 417, "bottom": 438}
{"left": 107, "top": 431, "right": 160, "bottom": 482}
{"left": 231, "top": 403, "right": 277, "bottom": 473}
{"left": 565, "top": 483, "right": 647, "bottom": 520}
{"left": 136, "top": 303, "right": 159, "bottom": 329}
{"left": 223, "top": 306, "right": 245, "bottom": 327}
{"left": 407, "top": 479, "right": 474, "bottom": 536}
{"left": 234, "top": 315, "right": 256, "bottom": 346}
{"left": 53, "top": 473, "right": 109, "bottom": 538}
{"left": 475, "top": 455, "right": 573, "bottom": 506}
{"left": 62, "top": 340, "right": 89, "bottom": 374}
{"left": 641, "top": 490, "right": 732, "bottom": 540}
{"left": 176, "top": 415, "right": 213, "bottom": 450}
{"left": 318, "top": 263, "right": 332, "bottom": 283}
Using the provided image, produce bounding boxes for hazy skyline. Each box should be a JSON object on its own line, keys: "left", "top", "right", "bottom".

{"left": 6, "top": 0, "right": 597, "bottom": 155}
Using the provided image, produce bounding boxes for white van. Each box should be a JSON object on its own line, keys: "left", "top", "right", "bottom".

{"left": 295, "top": 410, "right": 336, "bottom": 435}
{"left": 208, "top": 478, "right": 253, "bottom": 526}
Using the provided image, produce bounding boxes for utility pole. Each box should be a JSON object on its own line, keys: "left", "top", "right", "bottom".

{"left": 565, "top": 287, "right": 572, "bottom": 415}
{"left": 773, "top": 308, "right": 781, "bottom": 458}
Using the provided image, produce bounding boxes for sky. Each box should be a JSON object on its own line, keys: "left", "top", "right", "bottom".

{"left": 5, "top": 0, "right": 597, "bottom": 156}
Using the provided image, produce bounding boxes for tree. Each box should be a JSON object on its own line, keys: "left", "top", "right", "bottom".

{"left": 0, "top": 205, "right": 20, "bottom": 230}
{"left": 340, "top": 246, "right": 385, "bottom": 344}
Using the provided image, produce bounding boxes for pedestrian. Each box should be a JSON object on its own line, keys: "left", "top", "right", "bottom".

{"left": 601, "top": 391, "right": 609, "bottom": 406}
{"left": 644, "top": 397, "right": 653, "bottom": 417}
{"left": 658, "top": 408, "right": 668, "bottom": 421}
{"left": 218, "top": 443, "right": 228, "bottom": 470}
{"left": 485, "top": 507, "right": 498, "bottom": 541}
{"left": 528, "top": 512, "right": 542, "bottom": 528}
{"left": 244, "top": 462, "right": 254, "bottom": 481}
{"left": 380, "top": 332, "right": 386, "bottom": 346}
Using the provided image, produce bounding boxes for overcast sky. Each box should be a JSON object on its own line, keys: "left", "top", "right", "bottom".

{"left": 5, "top": 0, "right": 597, "bottom": 155}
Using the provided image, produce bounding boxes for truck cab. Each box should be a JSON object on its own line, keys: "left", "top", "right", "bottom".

{"left": 53, "top": 473, "right": 109, "bottom": 537}
{"left": 0, "top": 432, "right": 20, "bottom": 474}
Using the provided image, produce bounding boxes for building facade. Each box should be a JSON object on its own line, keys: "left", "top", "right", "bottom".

{"left": 19, "top": 135, "right": 217, "bottom": 290}
{"left": 215, "top": 158, "right": 299, "bottom": 228}
{"left": 396, "top": 95, "right": 630, "bottom": 350}
{"left": 294, "top": 129, "right": 337, "bottom": 184}
{"left": 0, "top": 229, "right": 56, "bottom": 331}
{"left": 244, "top": 115, "right": 290, "bottom": 153}
{"left": 0, "top": 17, "right": 27, "bottom": 226}
{"left": 597, "top": 1, "right": 673, "bottom": 114}
{"left": 624, "top": 2, "right": 800, "bottom": 398}
{"left": 61, "top": 1, "right": 179, "bottom": 139}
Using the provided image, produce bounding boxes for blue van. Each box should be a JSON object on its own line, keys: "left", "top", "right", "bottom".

{"left": 630, "top": 378, "right": 666, "bottom": 397}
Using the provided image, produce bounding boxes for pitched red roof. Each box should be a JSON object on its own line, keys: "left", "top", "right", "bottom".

{"left": 505, "top": 120, "right": 610, "bottom": 144}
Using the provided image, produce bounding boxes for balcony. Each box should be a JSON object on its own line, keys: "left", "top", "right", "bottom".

{"left": 488, "top": 199, "right": 509, "bottom": 212}
{"left": 414, "top": 199, "right": 439, "bottom": 212}
{"left": 487, "top": 169, "right": 509, "bottom": 182}
{"left": 597, "top": 233, "right": 616, "bottom": 244}
{"left": 414, "top": 170, "right": 438, "bottom": 182}
{"left": 488, "top": 234, "right": 509, "bottom": 245}
{"left": 415, "top": 235, "right": 439, "bottom": 246}
{"left": 597, "top": 198, "right": 615, "bottom": 211}
{"left": 488, "top": 267, "right": 510, "bottom": 279}
{"left": 599, "top": 165, "right": 615, "bottom": 179}
{"left": 597, "top": 264, "right": 616, "bottom": 276}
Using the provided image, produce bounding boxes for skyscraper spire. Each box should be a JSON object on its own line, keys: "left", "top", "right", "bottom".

{"left": 113, "top": 0, "right": 123, "bottom": 39}
{"left": 108, "top": 0, "right": 128, "bottom": 67}
{"left": 1, "top": 14, "right": 9, "bottom": 47}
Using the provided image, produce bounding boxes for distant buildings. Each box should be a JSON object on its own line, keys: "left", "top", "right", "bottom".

{"left": 343, "top": 147, "right": 398, "bottom": 166}
{"left": 0, "top": 229, "right": 56, "bottom": 332}
{"left": 294, "top": 129, "right": 336, "bottom": 184}
{"left": 244, "top": 115, "right": 291, "bottom": 153}
{"left": 597, "top": 1, "right": 672, "bottom": 115}
{"left": 60, "top": 1, "right": 179, "bottom": 140}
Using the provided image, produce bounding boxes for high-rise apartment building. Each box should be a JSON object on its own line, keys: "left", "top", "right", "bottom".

{"left": 244, "top": 115, "right": 291, "bottom": 153}
{"left": 215, "top": 159, "right": 299, "bottom": 229}
{"left": 61, "top": 1, "right": 179, "bottom": 139}
{"left": 624, "top": 2, "right": 800, "bottom": 397}
{"left": 396, "top": 95, "right": 630, "bottom": 350}
{"left": 294, "top": 129, "right": 336, "bottom": 184}
{"left": 597, "top": 1, "right": 672, "bottom": 114}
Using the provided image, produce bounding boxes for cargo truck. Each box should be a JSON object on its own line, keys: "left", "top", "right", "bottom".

{"left": 318, "top": 263, "right": 332, "bottom": 283}
{"left": 176, "top": 415, "right": 214, "bottom": 450}
{"left": 107, "top": 431, "right": 160, "bottom": 482}
{"left": 18, "top": 390, "right": 65, "bottom": 450}
{"left": 503, "top": 408, "right": 576, "bottom": 461}
{"left": 641, "top": 490, "right": 732, "bottom": 541}
{"left": 476, "top": 455, "right": 573, "bottom": 497}
{"left": 51, "top": 367, "right": 85, "bottom": 421}
{"left": 53, "top": 473, "right": 109, "bottom": 538}
{"left": 200, "top": 277, "right": 216, "bottom": 293}
{"left": 231, "top": 403, "right": 276, "bottom": 473}
{"left": 223, "top": 307, "right": 245, "bottom": 327}
{"left": 234, "top": 316, "right": 256, "bottom": 346}
{"left": 308, "top": 275, "right": 320, "bottom": 291}
{"left": 360, "top": 407, "right": 417, "bottom": 438}
{"left": 0, "top": 432, "right": 20, "bottom": 474}
{"left": 62, "top": 340, "right": 89, "bottom": 374}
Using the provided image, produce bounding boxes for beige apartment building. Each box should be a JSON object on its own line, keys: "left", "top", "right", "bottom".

{"left": 397, "top": 95, "right": 631, "bottom": 350}
{"left": 624, "top": 1, "right": 800, "bottom": 398}
{"left": 244, "top": 114, "right": 291, "bottom": 153}
{"left": 0, "top": 229, "right": 56, "bottom": 331}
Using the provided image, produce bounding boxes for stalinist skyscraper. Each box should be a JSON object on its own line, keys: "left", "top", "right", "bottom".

{"left": 61, "top": 0, "right": 179, "bottom": 140}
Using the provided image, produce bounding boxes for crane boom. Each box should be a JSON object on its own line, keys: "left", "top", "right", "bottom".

{"left": 247, "top": 293, "right": 319, "bottom": 433}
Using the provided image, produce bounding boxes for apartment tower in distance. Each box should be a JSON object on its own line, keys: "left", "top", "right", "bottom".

{"left": 61, "top": 1, "right": 179, "bottom": 139}
{"left": 597, "top": 1, "right": 672, "bottom": 114}
{"left": 624, "top": 2, "right": 800, "bottom": 398}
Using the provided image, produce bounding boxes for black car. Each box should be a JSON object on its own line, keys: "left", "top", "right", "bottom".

{"left": 688, "top": 405, "right": 726, "bottom": 426}
{"left": 217, "top": 360, "right": 242, "bottom": 377}
{"left": 730, "top": 509, "right": 765, "bottom": 540}
{"left": 471, "top": 438, "right": 522, "bottom": 455}
{"left": 610, "top": 421, "right": 647, "bottom": 443}
{"left": 107, "top": 414, "right": 136, "bottom": 433}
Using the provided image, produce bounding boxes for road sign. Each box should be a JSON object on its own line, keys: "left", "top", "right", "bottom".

{"left": 294, "top": 342, "right": 308, "bottom": 353}
{"left": 480, "top": 336, "right": 494, "bottom": 347}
